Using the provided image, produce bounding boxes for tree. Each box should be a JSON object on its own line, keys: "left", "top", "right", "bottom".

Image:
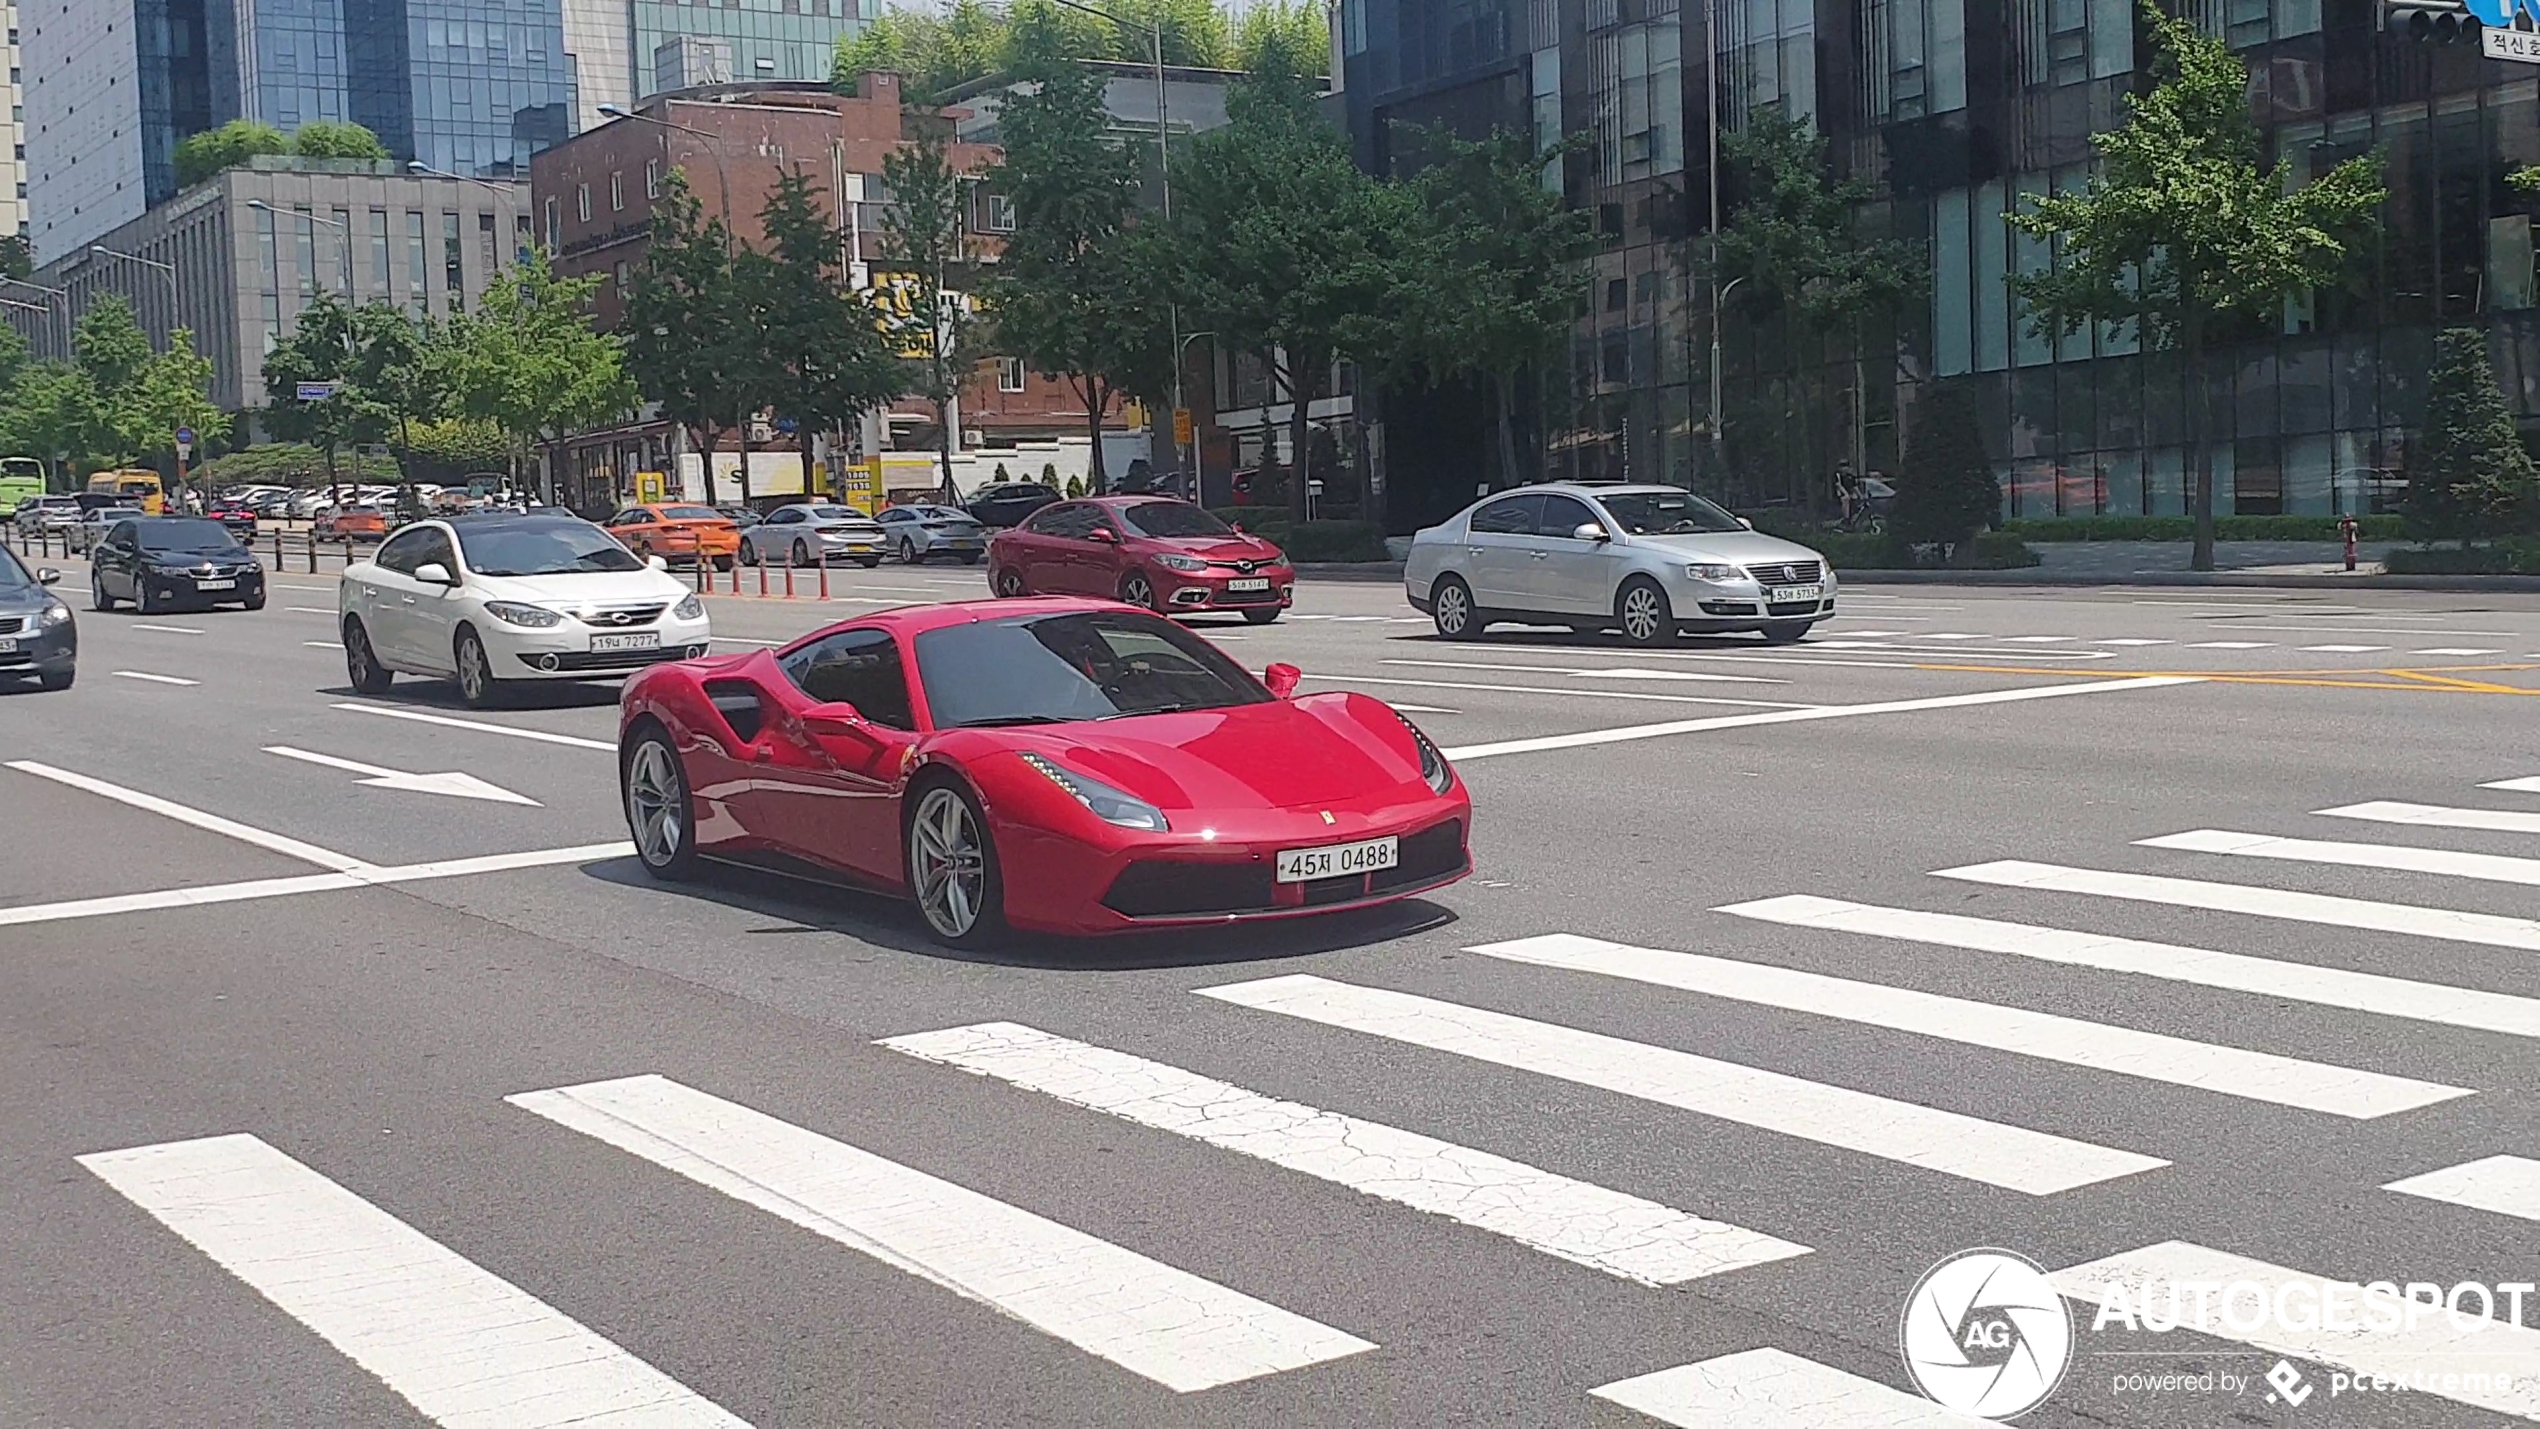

{"left": 290, "top": 121, "right": 391, "bottom": 162}
{"left": 263, "top": 296, "right": 385, "bottom": 492}
{"left": 122, "top": 335, "right": 231, "bottom": 495}
{"left": 0, "top": 363, "right": 99, "bottom": 486}
{"left": 881, "top": 126, "right": 983, "bottom": 496}
{"left": 984, "top": 53, "right": 1175, "bottom": 491}
{"left": 1398, "top": 125, "right": 1596, "bottom": 488}
{"left": 1712, "top": 111, "right": 1922, "bottom": 517}
{"left": 1174, "top": 33, "right": 1411, "bottom": 520}
{"left": 2409, "top": 328, "right": 2536, "bottom": 544}
{"left": 1889, "top": 382, "right": 1999, "bottom": 556}
{"left": 756, "top": 170, "right": 905, "bottom": 498}
{"left": 627, "top": 172, "right": 749, "bottom": 503}
{"left": 2012, "top": 2, "right": 2381, "bottom": 571}
{"left": 174, "top": 120, "right": 290, "bottom": 187}
{"left": 437, "top": 251, "right": 636, "bottom": 501}
{"left": 1235, "top": 0, "right": 1327, "bottom": 73}
{"left": 0, "top": 234, "right": 31, "bottom": 282}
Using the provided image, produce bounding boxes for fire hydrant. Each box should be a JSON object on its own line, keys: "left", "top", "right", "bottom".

{"left": 2339, "top": 514, "right": 2360, "bottom": 572}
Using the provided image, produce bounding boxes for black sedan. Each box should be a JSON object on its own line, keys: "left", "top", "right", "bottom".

{"left": 0, "top": 544, "right": 75, "bottom": 690}
{"left": 964, "top": 481, "right": 1062, "bottom": 529}
{"left": 89, "top": 517, "right": 269, "bottom": 615}
{"left": 207, "top": 500, "right": 260, "bottom": 538}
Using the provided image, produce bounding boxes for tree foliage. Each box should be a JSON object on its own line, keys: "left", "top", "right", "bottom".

{"left": 833, "top": 0, "right": 1297, "bottom": 96}
{"left": 754, "top": 170, "right": 905, "bottom": 492}
{"left": 0, "top": 296, "right": 228, "bottom": 488}
{"left": 1889, "top": 382, "right": 1999, "bottom": 552}
{"left": 881, "top": 127, "right": 983, "bottom": 493}
{"left": 437, "top": 251, "right": 635, "bottom": 494}
{"left": 2010, "top": 0, "right": 2381, "bottom": 569}
{"left": 2409, "top": 328, "right": 2536, "bottom": 542}
{"left": 1236, "top": 1, "right": 1328, "bottom": 74}
{"left": 288, "top": 120, "right": 392, "bottom": 162}
{"left": 626, "top": 171, "right": 756, "bottom": 501}
{"left": 174, "top": 118, "right": 390, "bottom": 186}
{"left": 261, "top": 296, "right": 442, "bottom": 488}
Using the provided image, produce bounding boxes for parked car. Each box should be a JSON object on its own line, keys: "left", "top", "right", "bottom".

{"left": 89, "top": 516, "right": 269, "bottom": 614}
{"left": 206, "top": 499, "right": 260, "bottom": 539}
{"left": 1403, "top": 482, "right": 1837, "bottom": 646}
{"left": 14, "top": 494, "right": 81, "bottom": 536}
{"left": 876, "top": 503, "right": 988, "bottom": 565}
{"left": 964, "top": 482, "right": 1062, "bottom": 529}
{"left": 337, "top": 511, "right": 711, "bottom": 708}
{"left": 714, "top": 505, "right": 763, "bottom": 532}
{"left": 66, "top": 506, "right": 147, "bottom": 555}
{"left": 616, "top": 599, "right": 1469, "bottom": 946}
{"left": 740, "top": 503, "right": 887, "bottom": 569}
{"left": 986, "top": 496, "right": 1293, "bottom": 623}
{"left": 601, "top": 503, "right": 741, "bottom": 571}
{"left": 315, "top": 504, "right": 389, "bottom": 543}
{"left": 0, "top": 544, "right": 76, "bottom": 691}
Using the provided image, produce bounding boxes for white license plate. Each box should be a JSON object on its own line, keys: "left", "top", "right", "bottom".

{"left": 1276, "top": 836, "right": 1398, "bottom": 883}
{"left": 194, "top": 579, "right": 235, "bottom": 590}
{"left": 590, "top": 632, "right": 661, "bottom": 652}
{"left": 1226, "top": 577, "right": 1271, "bottom": 592}
{"left": 0, "top": 637, "right": 16, "bottom": 652}
{"left": 1769, "top": 584, "right": 1822, "bottom": 603}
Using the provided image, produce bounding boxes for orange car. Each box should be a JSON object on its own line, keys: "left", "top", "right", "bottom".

{"left": 603, "top": 503, "right": 742, "bottom": 570}
{"left": 315, "top": 503, "right": 387, "bottom": 542}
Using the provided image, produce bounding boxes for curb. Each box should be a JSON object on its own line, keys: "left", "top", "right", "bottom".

{"left": 1836, "top": 569, "right": 2540, "bottom": 592}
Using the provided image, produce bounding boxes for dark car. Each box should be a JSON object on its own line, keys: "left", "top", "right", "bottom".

{"left": 88, "top": 516, "right": 269, "bottom": 615}
{"left": 965, "top": 481, "right": 1062, "bottom": 529}
{"left": 0, "top": 545, "right": 76, "bottom": 690}
{"left": 207, "top": 500, "right": 260, "bottom": 538}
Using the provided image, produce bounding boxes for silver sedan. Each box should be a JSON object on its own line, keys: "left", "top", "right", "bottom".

{"left": 1403, "top": 482, "right": 1837, "bottom": 645}
{"left": 876, "top": 503, "right": 988, "bottom": 564}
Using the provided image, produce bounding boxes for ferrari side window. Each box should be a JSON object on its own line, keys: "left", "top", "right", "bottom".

{"left": 781, "top": 629, "right": 916, "bottom": 731}
{"left": 703, "top": 679, "right": 768, "bottom": 742}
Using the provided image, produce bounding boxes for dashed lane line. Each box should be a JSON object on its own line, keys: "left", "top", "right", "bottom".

{"left": 332, "top": 701, "right": 616, "bottom": 751}
{"left": 111, "top": 671, "right": 198, "bottom": 686}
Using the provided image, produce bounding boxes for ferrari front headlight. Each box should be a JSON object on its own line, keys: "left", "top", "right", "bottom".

{"left": 1020, "top": 752, "right": 1170, "bottom": 831}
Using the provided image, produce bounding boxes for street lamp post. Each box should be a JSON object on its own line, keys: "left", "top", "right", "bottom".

{"left": 1709, "top": 274, "right": 1743, "bottom": 479}
{"left": 405, "top": 159, "right": 515, "bottom": 196}
{"left": 1173, "top": 328, "right": 1213, "bottom": 491}
{"left": 247, "top": 200, "right": 355, "bottom": 300}
{"left": 89, "top": 245, "right": 183, "bottom": 348}
{"left": 3, "top": 276, "right": 71, "bottom": 357}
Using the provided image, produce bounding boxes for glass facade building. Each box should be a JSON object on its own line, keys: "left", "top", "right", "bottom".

{"left": 1341, "top": 0, "right": 2540, "bottom": 528}
{"left": 627, "top": 0, "right": 870, "bottom": 102}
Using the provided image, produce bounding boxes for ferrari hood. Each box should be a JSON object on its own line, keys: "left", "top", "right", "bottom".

{"left": 1006, "top": 694, "right": 1423, "bottom": 811}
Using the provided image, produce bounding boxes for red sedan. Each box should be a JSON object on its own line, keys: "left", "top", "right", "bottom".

{"left": 986, "top": 496, "right": 1295, "bottom": 624}
{"left": 617, "top": 597, "right": 1470, "bottom": 946}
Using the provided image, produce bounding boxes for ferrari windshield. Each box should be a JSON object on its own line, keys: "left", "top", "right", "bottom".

{"left": 915, "top": 610, "right": 1273, "bottom": 727}
{"left": 1594, "top": 489, "right": 1746, "bottom": 535}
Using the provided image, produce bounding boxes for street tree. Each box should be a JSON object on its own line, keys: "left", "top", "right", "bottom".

{"left": 757, "top": 170, "right": 905, "bottom": 498}
{"left": 63, "top": 298, "right": 232, "bottom": 487}
{"left": 628, "top": 172, "right": 747, "bottom": 502}
{"left": 261, "top": 297, "right": 442, "bottom": 498}
{"left": 0, "top": 363, "right": 99, "bottom": 487}
{"left": 984, "top": 52, "right": 1175, "bottom": 490}
{"left": 1397, "top": 125, "right": 1596, "bottom": 488}
{"left": 2409, "top": 327, "right": 2536, "bottom": 544}
{"left": 173, "top": 120, "right": 290, "bottom": 187}
{"left": 1712, "top": 111, "right": 1922, "bottom": 517}
{"left": 1235, "top": 0, "right": 1326, "bottom": 72}
{"left": 438, "top": 251, "right": 636, "bottom": 501}
{"left": 1888, "top": 381, "right": 1999, "bottom": 558}
{"left": 2011, "top": 1, "right": 2382, "bottom": 570}
{"left": 1173, "top": 31, "right": 1412, "bottom": 520}
{"left": 881, "top": 125, "right": 982, "bottom": 496}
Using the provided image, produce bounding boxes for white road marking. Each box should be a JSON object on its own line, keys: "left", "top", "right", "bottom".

{"left": 78, "top": 1134, "right": 747, "bottom": 1429}
{"left": 0, "top": 842, "right": 634, "bottom": 929}
{"left": 1998, "top": 635, "right": 2075, "bottom": 643}
{"left": 1439, "top": 675, "right": 2202, "bottom": 762}
{"left": 305, "top": 640, "right": 344, "bottom": 649}
{"left": 1382, "top": 658, "right": 1781, "bottom": 684}
{"left": 129, "top": 623, "right": 204, "bottom": 634}
{"left": 1822, "top": 628, "right": 1911, "bottom": 637}
{"left": 265, "top": 746, "right": 541, "bottom": 806}
{"left": 2384, "top": 1156, "right": 2540, "bottom": 1223}
{"left": 273, "top": 583, "right": 330, "bottom": 591}
{"left": 7, "top": 761, "right": 371, "bottom": 871}
{"left": 1720, "top": 893, "right": 2540, "bottom": 1041}
{"left": 2487, "top": 777, "right": 2540, "bottom": 794}
{"left": 882, "top": 1022, "right": 1810, "bottom": 1286}
{"left": 2097, "top": 638, "right": 2172, "bottom": 646}
{"left": 1800, "top": 641, "right": 2113, "bottom": 661}
{"left": 2142, "top": 828, "right": 2540, "bottom": 887}
{"left": 2225, "top": 623, "right": 2522, "bottom": 637}
{"left": 334, "top": 701, "right": 617, "bottom": 751}
{"left": 1197, "top": 975, "right": 2165, "bottom": 1194}
{"left": 2415, "top": 647, "right": 2505, "bottom": 656}
{"left": 2299, "top": 644, "right": 2389, "bottom": 653}
{"left": 2052, "top": 1242, "right": 2540, "bottom": 1420}
{"left": 2185, "top": 641, "right": 2272, "bottom": 649}
{"left": 285, "top": 606, "right": 334, "bottom": 614}
{"left": 111, "top": 670, "right": 198, "bottom": 686}
{"left": 509, "top": 1074, "right": 1372, "bottom": 1392}
{"left": 1386, "top": 701, "right": 1460, "bottom": 714}
{"left": 1468, "top": 932, "right": 2465, "bottom": 1118}
{"left": 2317, "top": 800, "right": 2540, "bottom": 835}
{"left": 1936, "top": 860, "right": 2540, "bottom": 953}
{"left": 1922, "top": 632, "right": 1986, "bottom": 640}
{"left": 1591, "top": 1349, "right": 1978, "bottom": 1428}
{"left": 1303, "top": 673, "right": 1811, "bottom": 711}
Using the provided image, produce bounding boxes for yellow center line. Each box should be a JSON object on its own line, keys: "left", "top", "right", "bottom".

{"left": 1907, "top": 661, "right": 2540, "bottom": 695}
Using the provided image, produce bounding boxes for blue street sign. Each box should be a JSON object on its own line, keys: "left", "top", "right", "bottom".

{"left": 296, "top": 381, "right": 341, "bottom": 401}
{"left": 175, "top": 426, "right": 195, "bottom": 446}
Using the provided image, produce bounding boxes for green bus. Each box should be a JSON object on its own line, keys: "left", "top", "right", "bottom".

{"left": 0, "top": 457, "right": 45, "bottom": 516}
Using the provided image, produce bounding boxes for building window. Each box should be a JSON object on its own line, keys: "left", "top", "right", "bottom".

{"left": 293, "top": 207, "right": 316, "bottom": 299}
{"left": 406, "top": 211, "right": 427, "bottom": 315}
{"left": 576, "top": 182, "right": 590, "bottom": 222}
{"left": 369, "top": 209, "right": 390, "bottom": 292}
{"left": 645, "top": 158, "right": 661, "bottom": 198}
{"left": 981, "top": 192, "right": 1016, "bottom": 232}
{"left": 443, "top": 212, "right": 463, "bottom": 310}
{"left": 516, "top": 214, "right": 535, "bottom": 264}
{"left": 997, "top": 356, "right": 1026, "bottom": 392}
{"left": 333, "top": 208, "right": 353, "bottom": 295}
{"left": 544, "top": 196, "right": 559, "bottom": 251}
{"left": 610, "top": 171, "right": 623, "bottom": 211}
{"left": 614, "top": 260, "right": 631, "bottom": 297}
{"left": 479, "top": 211, "right": 498, "bottom": 272}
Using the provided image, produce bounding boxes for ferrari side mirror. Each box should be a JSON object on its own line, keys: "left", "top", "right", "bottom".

{"left": 1263, "top": 662, "right": 1302, "bottom": 698}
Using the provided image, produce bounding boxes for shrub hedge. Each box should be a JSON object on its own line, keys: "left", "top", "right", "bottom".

{"left": 2382, "top": 540, "right": 2540, "bottom": 575}
{"left": 1999, "top": 514, "right": 2406, "bottom": 542}
{"left": 1808, "top": 531, "right": 2041, "bottom": 570}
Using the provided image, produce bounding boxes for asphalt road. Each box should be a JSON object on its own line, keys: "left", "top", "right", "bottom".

{"left": 4, "top": 556, "right": 2539, "bottom": 1429}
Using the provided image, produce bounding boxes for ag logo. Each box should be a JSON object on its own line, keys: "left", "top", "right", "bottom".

{"left": 1901, "top": 1249, "right": 2072, "bottom": 1419}
{"left": 2466, "top": 0, "right": 2537, "bottom": 27}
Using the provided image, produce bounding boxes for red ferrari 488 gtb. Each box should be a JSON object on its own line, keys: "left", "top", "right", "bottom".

{"left": 617, "top": 597, "right": 1472, "bottom": 945}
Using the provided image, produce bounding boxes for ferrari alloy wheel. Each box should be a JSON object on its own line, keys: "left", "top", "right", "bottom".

{"left": 1430, "top": 576, "right": 1476, "bottom": 640}
{"left": 1121, "top": 572, "right": 1157, "bottom": 612}
{"left": 344, "top": 618, "right": 393, "bottom": 694}
{"left": 908, "top": 782, "right": 1002, "bottom": 946}
{"left": 624, "top": 731, "right": 699, "bottom": 879}
{"left": 1616, "top": 577, "right": 1674, "bottom": 646}
{"left": 995, "top": 567, "right": 1028, "bottom": 597}
{"left": 455, "top": 627, "right": 502, "bottom": 708}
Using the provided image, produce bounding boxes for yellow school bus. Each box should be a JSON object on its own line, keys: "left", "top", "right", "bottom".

{"left": 86, "top": 469, "right": 166, "bottom": 514}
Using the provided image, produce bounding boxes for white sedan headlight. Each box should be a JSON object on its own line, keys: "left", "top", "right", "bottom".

{"left": 1687, "top": 563, "right": 1747, "bottom": 583}
{"left": 38, "top": 601, "right": 72, "bottom": 627}
{"left": 484, "top": 600, "right": 565, "bottom": 628}
{"left": 673, "top": 593, "right": 704, "bottom": 621}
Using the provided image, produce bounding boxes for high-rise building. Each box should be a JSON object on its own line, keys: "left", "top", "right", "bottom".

{"left": 624, "top": 0, "right": 868, "bottom": 105}
{"left": 0, "top": 3, "right": 25, "bottom": 241}
{"left": 25, "top": 0, "right": 570, "bottom": 265}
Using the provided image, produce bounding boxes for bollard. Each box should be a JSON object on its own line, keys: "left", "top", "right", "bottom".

{"left": 783, "top": 557, "right": 795, "bottom": 599}
{"left": 757, "top": 556, "right": 767, "bottom": 598}
{"left": 2339, "top": 514, "right": 2359, "bottom": 573}
{"left": 818, "top": 558, "right": 829, "bottom": 601}
{"left": 308, "top": 535, "right": 319, "bottom": 575}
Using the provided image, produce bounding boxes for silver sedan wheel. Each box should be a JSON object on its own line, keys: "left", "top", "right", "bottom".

{"left": 1619, "top": 584, "right": 1667, "bottom": 642}
{"left": 910, "top": 786, "right": 987, "bottom": 938}
{"left": 1433, "top": 581, "right": 1470, "bottom": 636}
{"left": 627, "top": 741, "right": 684, "bottom": 868}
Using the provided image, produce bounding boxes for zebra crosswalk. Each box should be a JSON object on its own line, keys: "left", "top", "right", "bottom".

{"left": 70, "top": 770, "right": 2540, "bottom": 1426}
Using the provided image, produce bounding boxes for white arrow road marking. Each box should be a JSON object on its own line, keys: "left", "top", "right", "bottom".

{"left": 264, "top": 746, "right": 541, "bottom": 805}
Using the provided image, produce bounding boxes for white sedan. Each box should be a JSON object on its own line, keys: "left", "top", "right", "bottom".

{"left": 337, "top": 511, "right": 712, "bottom": 708}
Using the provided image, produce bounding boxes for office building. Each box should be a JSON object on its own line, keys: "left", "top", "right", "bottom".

{"left": 1340, "top": 0, "right": 2540, "bottom": 529}
{"left": 25, "top": 0, "right": 569, "bottom": 264}
{"left": 18, "top": 156, "right": 530, "bottom": 410}
{"left": 0, "top": 2, "right": 24, "bottom": 240}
